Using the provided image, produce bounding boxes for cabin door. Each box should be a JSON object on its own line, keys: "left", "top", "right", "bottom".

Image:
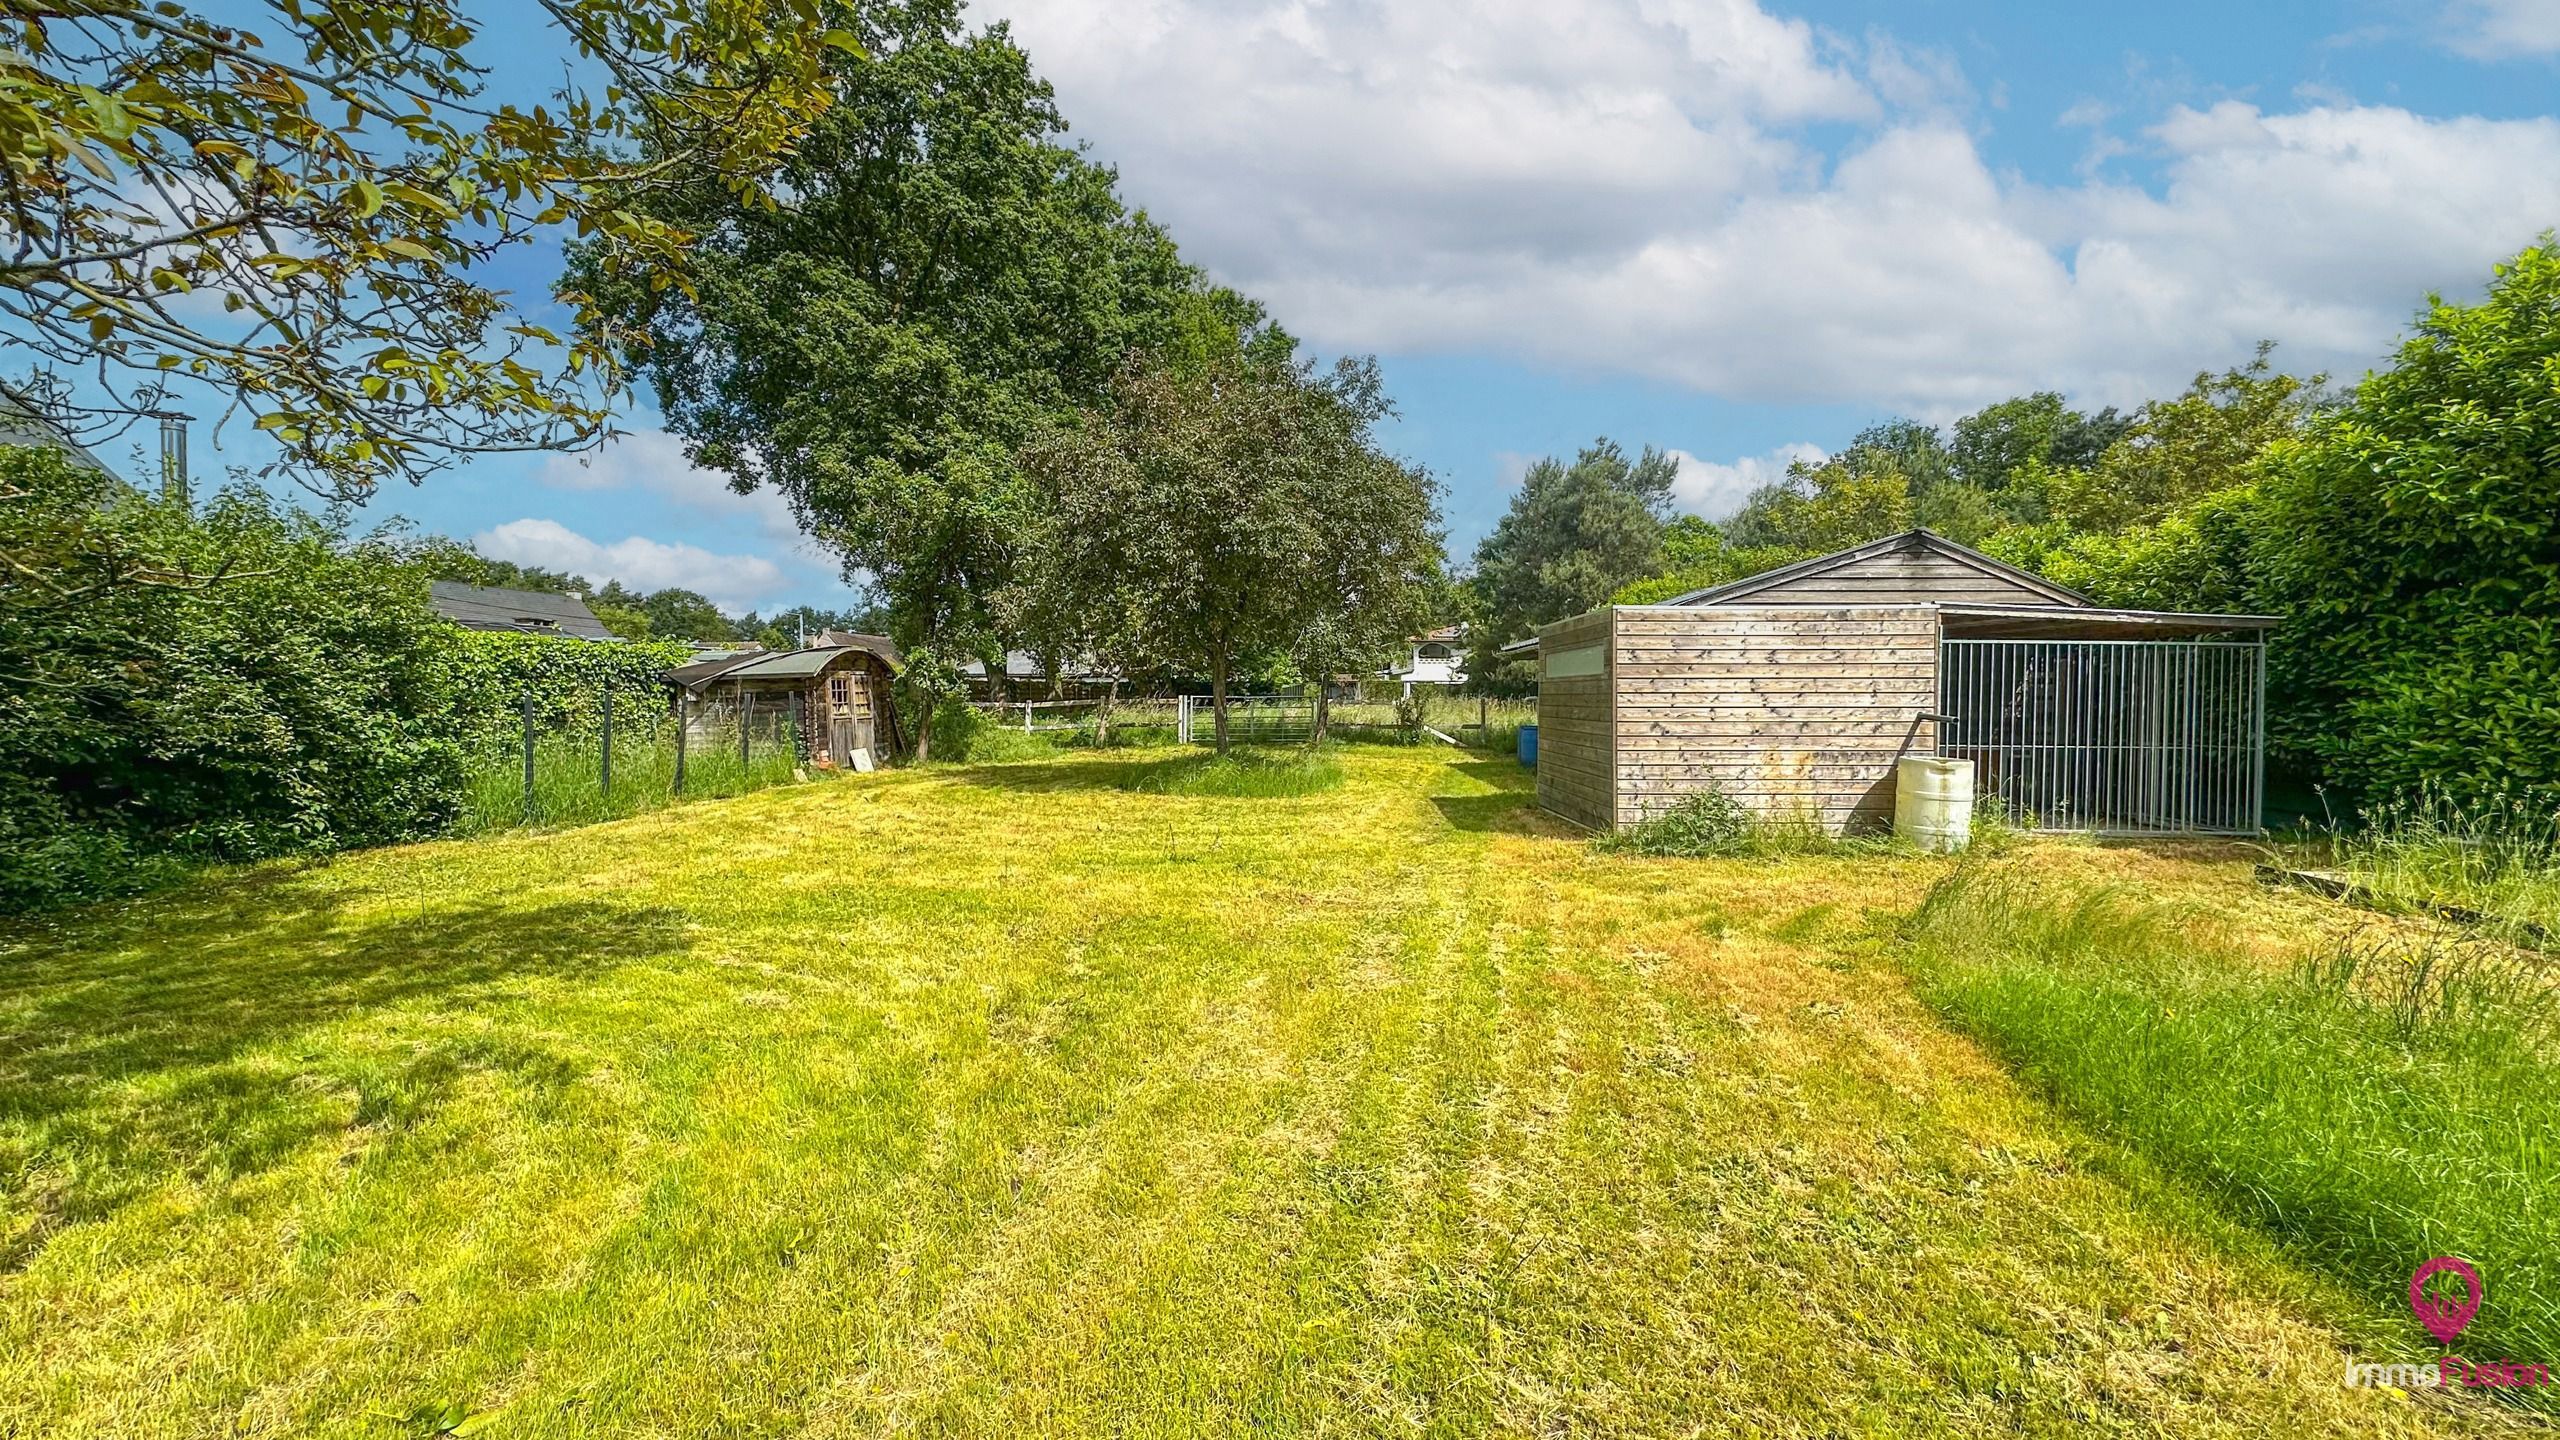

{"left": 825, "top": 671, "right": 873, "bottom": 763}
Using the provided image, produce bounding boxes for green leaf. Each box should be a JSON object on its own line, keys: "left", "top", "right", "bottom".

{"left": 349, "top": 178, "right": 384, "bottom": 218}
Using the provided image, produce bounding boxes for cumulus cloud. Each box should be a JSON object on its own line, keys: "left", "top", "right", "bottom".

{"left": 473, "top": 518, "right": 790, "bottom": 614}
{"left": 539, "top": 428, "right": 802, "bottom": 542}
{"left": 1667, "top": 442, "right": 1825, "bottom": 519}
{"left": 2441, "top": 0, "right": 2560, "bottom": 58}
{"left": 983, "top": 0, "right": 2560, "bottom": 412}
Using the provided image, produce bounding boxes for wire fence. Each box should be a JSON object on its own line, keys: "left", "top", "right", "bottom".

{"left": 458, "top": 688, "right": 807, "bottom": 834}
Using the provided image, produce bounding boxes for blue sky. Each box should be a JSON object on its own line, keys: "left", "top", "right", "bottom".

{"left": 136, "top": 0, "right": 2560, "bottom": 613}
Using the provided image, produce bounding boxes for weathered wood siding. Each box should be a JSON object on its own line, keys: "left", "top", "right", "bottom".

{"left": 1726, "top": 545, "right": 2064, "bottom": 606}
{"left": 1533, "top": 609, "right": 1614, "bottom": 828}
{"left": 1612, "top": 605, "right": 1940, "bottom": 832}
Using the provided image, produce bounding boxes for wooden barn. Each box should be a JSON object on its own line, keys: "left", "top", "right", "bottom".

{"left": 1534, "top": 529, "right": 2275, "bottom": 836}
{"left": 663, "top": 634, "right": 906, "bottom": 768}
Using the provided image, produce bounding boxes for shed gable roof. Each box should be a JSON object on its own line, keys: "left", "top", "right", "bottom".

{"left": 1663, "top": 529, "right": 2090, "bottom": 609}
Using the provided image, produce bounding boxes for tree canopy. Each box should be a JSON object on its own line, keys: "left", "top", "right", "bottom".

{"left": 0, "top": 0, "right": 853, "bottom": 495}
{"left": 1465, "top": 439, "right": 1677, "bottom": 685}
{"left": 1013, "top": 351, "right": 1440, "bottom": 752}
{"left": 573, "top": 1, "right": 1207, "bottom": 724}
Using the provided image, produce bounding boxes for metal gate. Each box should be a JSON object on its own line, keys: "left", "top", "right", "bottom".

{"left": 1938, "top": 638, "right": 2266, "bottom": 835}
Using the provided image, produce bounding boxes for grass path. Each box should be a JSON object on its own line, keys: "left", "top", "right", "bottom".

{"left": 0, "top": 749, "right": 2533, "bottom": 1437}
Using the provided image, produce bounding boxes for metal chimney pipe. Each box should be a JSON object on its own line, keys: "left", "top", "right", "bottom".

{"left": 147, "top": 410, "right": 190, "bottom": 507}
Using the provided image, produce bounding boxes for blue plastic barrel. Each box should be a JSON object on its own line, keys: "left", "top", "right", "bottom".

{"left": 1517, "top": 723, "right": 1538, "bottom": 768}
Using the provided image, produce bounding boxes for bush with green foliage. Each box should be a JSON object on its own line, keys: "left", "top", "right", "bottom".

{"left": 1592, "top": 790, "right": 1756, "bottom": 857}
{"left": 0, "top": 448, "right": 466, "bottom": 907}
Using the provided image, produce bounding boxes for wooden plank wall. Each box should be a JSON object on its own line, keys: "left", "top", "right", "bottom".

{"left": 1613, "top": 605, "right": 1941, "bottom": 832}
{"left": 1736, "top": 545, "right": 2067, "bottom": 606}
{"left": 1533, "top": 609, "right": 1614, "bottom": 828}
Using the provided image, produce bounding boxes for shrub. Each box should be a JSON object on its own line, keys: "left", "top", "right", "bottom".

{"left": 1593, "top": 790, "right": 1755, "bottom": 857}
{"left": 0, "top": 450, "right": 468, "bottom": 909}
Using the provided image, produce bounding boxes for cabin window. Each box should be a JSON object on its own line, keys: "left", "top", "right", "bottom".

{"left": 1417, "top": 643, "right": 1453, "bottom": 660}
{"left": 1544, "top": 644, "right": 1604, "bottom": 679}
{"left": 829, "top": 676, "right": 851, "bottom": 706}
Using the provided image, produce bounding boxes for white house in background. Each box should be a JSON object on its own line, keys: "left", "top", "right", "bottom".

{"left": 1382, "top": 624, "right": 1467, "bottom": 692}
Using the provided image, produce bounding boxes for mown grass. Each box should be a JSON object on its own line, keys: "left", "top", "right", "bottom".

{"left": 1903, "top": 865, "right": 2560, "bottom": 1392}
{"left": 0, "top": 752, "right": 2535, "bottom": 1438}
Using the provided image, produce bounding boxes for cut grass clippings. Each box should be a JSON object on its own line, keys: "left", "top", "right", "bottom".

{"left": 1903, "top": 866, "right": 2560, "bottom": 1399}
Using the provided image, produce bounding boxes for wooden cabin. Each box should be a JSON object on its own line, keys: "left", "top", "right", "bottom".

{"left": 663, "top": 636, "right": 906, "bottom": 768}
{"left": 1534, "top": 530, "right": 2276, "bottom": 836}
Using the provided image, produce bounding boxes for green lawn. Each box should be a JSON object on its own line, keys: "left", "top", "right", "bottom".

{"left": 0, "top": 749, "right": 2534, "bottom": 1437}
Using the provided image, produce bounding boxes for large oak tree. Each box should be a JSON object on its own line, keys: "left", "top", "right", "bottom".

{"left": 572, "top": 1, "right": 1201, "bottom": 753}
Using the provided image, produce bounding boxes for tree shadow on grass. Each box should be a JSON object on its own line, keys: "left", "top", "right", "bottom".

{"left": 0, "top": 893, "right": 689, "bottom": 1270}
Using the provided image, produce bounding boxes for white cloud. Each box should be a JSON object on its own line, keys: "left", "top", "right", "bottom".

{"left": 540, "top": 428, "right": 802, "bottom": 542}
{"left": 981, "top": 0, "right": 2560, "bottom": 413}
{"left": 2441, "top": 0, "right": 2560, "bottom": 58}
{"left": 473, "top": 518, "right": 790, "bottom": 614}
{"left": 1667, "top": 442, "right": 1824, "bottom": 519}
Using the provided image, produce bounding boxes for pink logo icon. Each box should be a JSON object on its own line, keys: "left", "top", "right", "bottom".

{"left": 2410, "top": 1257, "right": 2483, "bottom": 1344}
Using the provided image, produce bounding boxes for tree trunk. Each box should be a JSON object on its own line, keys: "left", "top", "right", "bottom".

{"left": 1210, "top": 648, "right": 1231, "bottom": 755}
{"left": 1096, "top": 680, "right": 1115, "bottom": 747}
{"left": 1312, "top": 684, "right": 1330, "bottom": 745}
{"left": 912, "top": 680, "right": 935, "bottom": 763}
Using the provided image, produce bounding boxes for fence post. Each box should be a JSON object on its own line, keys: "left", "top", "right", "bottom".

{"left": 1024, "top": 700, "right": 1033, "bottom": 734}
{"left": 741, "top": 691, "right": 754, "bottom": 770}
{"left": 520, "top": 691, "right": 536, "bottom": 822}
{"left": 600, "top": 682, "right": 612, "bottom": 800}
{"left": 675, "top": 693, "right": 688, "bottom": 793}
{"left": 791, "top": 690, "right": 805, "bottom": 765}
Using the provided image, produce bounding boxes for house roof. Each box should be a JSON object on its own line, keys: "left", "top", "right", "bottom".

{"left": 0, "top": 383, "right": 111, "bottom": 475}
{"left": 1661, "top": 529, "right": 2093, "bottom": 608}
{"left": 428, "top": 580, "right": 616, "bottom": 640}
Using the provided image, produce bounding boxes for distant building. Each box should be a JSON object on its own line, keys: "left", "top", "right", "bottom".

{"left": 1382, "top": 624, "right": 1467, "bottom": 692}
{"left": 960, "top": 649, "right": 1120, "bottom": 698}
{"left": 428, "top": 580, "right": 617, "bottom": 640}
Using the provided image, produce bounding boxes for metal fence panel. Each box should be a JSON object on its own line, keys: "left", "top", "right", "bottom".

{"left": 1939, "top": 638, "right": 2265, "bottom": 835}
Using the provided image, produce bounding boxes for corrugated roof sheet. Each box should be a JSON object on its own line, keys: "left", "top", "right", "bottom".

{"left": 428, "top": 581, "right": 617, "bottom": 640}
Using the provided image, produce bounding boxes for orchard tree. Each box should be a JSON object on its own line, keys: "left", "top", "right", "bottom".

{"left": 1015, "top": 351, "right": 1432, "bottom": 753}
{"left": 0, "top": 0, "right": 853, "bottom": 496}
{"left": 572, "top": 1, "right": 1202, "bottom": 756}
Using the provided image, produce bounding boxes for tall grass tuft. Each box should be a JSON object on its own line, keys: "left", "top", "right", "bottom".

{"left": 1904, "top": 871, "right": 2560, "bottom": 1381}
{"left": 456, "top": 720, "right": 804, "bottom": 834}
{"left": 1114, "top": 747, "right": 1344, "bottom": 797}
{"left": 2328, "top": 786, "right": 2560, "bottom": 946}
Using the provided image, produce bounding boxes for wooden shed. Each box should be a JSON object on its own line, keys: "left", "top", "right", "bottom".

{"left": 664, "top": 636, "right": 906, "bottom": 768}
{"left": 1534, "top": 530, "right": 2276, "bottom": 835}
